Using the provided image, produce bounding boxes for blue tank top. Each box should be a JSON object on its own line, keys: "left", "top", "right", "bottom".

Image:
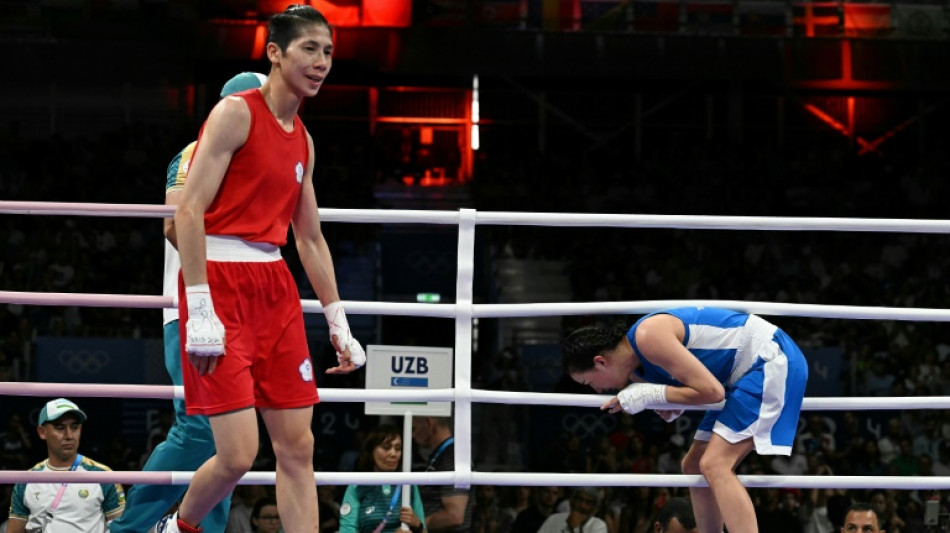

{"left": 628, "top": 307, "right": 768, "bottom": 386}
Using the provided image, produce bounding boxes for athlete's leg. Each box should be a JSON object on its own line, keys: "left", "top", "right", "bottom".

{"left": 681, "top": 440, "right": 723, "bottom": 533}
{"left": 114, "top": 323, "right": 231, "bottom": 533}
{"left": 699, "top": 435, "right": 757, "bottom": 533}
{"left": 260, "top": 406, "right": 318, "bottom": 533}
{"left": 177, "top": 408, "right": 259, "bottom": 527}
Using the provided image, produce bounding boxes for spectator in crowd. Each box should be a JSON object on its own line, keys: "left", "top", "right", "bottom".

{"left": 753, "top": 488, "right": 801, "bottom": 533}
{"left": 912, "top": 418, "right": 942, "bottom": 460}
{"left": 470, "top": 485, "right": 511, "bottom": 533}
{"left": 512, "top": 486, "right": 561, "bottom": 533}
{"left": 932, "top": 442, "right": 950, "bottom": 476}
{"left": 833, "top": 412, "right": 871, "bottom": 476}
{"left": 840, "top": 502, "right": 884, "bottom": 533}
{"left": 0, "top": 413, "right": 32, "bottom": 470}
{"left": 877, "top": 419, "right": 904, "bottom": 468}
{"left": 226, "top": 486, "right": 270, "bottom": 533}
{"left": 868, "top": 490, "right": 903, "bottom": 533}
{"left": 537, "top": 487, "right": 607, "bottom": 533}
{"left": 863, "top": 359, "right": 895, "bottom": 397}
{"left": 654, "top": 497, "right": 698, "bottom": 533}
{"left": 797, "top": 416, "right": 836, "bottom": 458}
{"left": 317, "top": 485, "right": 342, "bottom": 532}
{"left": 889, "top": 439, "right": 920, "bottom": 476}
{"left": 497, "top": 486, "right": 530, "bottom": 526}
{"left": 413, "top": 416, "right": 471, "bottom": 532}
{"left": 340, "top": 424, "right": 425, "bottom": 533}
{"left": 250, "top": 497, "right": 281, "bottom": 533}
{"left": 6, "top": 398, "right": 125, "bottom": 532}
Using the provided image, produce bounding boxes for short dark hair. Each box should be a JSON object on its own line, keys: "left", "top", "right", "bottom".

{"left": 267, "top": 4, "right": 332, "bottom": 51}
{"left": 845, "top": 502, "right": 882, "bottom": 527}
{"left": 419, "top": 415, "right": 453, "bottom": 430}
{"left": 656, "top": 497, "right": 696, "bottom": 530}
{"left": 251, "top": 496, "right": 277, "bottom": 520}
{"left": 562, "top": 323, "right": 628, "bottom": 373}
{"left": 357, "top": 424, "right": 402, "bottom": 472}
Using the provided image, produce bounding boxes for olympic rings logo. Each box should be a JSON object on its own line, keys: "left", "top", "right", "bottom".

{"left": 562, "top": 412, "right": 616, "bottom": 438}
{"left": 57, "top": 350, "right": 110, "bottom": 375}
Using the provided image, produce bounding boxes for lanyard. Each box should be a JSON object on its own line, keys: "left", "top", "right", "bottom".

{"left": 50, "top": 454, "right": 83, "bottom": 511}
{"left": 426, "top": 437, "right": 453, "bottom": 470}
{"left": 371, "top": 485, "right": 402, "bottom": 533}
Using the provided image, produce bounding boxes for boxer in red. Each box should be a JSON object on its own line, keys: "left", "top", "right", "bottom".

{"left": 156, "top": 5, "right": 364, "bottom": 533}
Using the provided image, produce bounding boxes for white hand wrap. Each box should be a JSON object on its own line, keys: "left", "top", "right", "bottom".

{"left": 616, "top": 383, "right": 668, "bottom": 415}
{"left": 323, "top": 301, "right": 366, "bottom": 368}
{"left": 184, "top": 284, "right": 225, "bottom": 356}
{"left": 655, "top": 409, "right": 684, "bottom": 422}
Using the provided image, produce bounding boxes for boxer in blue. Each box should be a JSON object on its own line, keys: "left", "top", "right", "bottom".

{"left": 563, "top": 307, "right": 809, "bottom": 533}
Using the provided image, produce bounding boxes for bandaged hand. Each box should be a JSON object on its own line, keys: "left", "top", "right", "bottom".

{"left": 323, "top": 301, "right": 366, "bottom": 371}
{"left": 616, "top": 383, "right": 668, "bottom": 415}
{"left": 184, "top": 284, "right": 225, "bottom": 357}
{"left": 654, "top": 409, "right": 684, "bottom": 422}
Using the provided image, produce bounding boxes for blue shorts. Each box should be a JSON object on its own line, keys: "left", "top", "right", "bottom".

{"left": 694, "top": 328, "right": 808, "bottom": 455}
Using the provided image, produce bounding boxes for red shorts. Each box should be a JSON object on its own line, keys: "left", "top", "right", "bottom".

{"left": 178, "top": 259, "right": 319, "bottom": 416}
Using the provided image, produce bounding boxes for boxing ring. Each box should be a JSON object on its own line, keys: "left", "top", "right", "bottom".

{"left": 3, "top": 200, "right": 950, "bottom": 492}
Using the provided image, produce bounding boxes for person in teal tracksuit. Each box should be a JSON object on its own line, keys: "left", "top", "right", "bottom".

{"left": 108, "top": 71, "right": 268, "bottom": 533}
{"left": 340, "top": 424, "right": 426, "bottom": 533}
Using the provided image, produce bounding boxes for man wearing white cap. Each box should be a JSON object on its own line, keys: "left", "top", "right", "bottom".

{"left": 7, "top": 398, "right": 125, "bottom": 532}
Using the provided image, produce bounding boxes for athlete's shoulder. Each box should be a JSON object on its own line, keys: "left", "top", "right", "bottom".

{"left": 80, "top": 456, "right": 114, "bottom": 472}
{"left": 215, "top": 91, "right": 254, "bottom": 117}
{"left": 167, "top": 141, "right": 199, "bottom": 192}
{"left": 203, "top": 95, "right": 253, "bottom": 148}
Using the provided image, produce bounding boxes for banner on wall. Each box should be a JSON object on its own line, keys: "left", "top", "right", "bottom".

{"left": 36, "top": 337, "right": 164, "bottom": 384}
{"left": 892, "top": 5, "right": 949, "bottom": 40}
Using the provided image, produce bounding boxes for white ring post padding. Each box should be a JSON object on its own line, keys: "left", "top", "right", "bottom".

{"left": 454, "top": 208, "right": 476, "bottom": 489}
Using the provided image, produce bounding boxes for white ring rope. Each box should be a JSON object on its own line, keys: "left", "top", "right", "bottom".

{"left": 4, "top": 381, "right": 950, "bottom": 411}
{"left": 5, "top": 200, "right": 950, "bottom": 233}
{"left": 2, "top": 200, "right": 946, "bottom": 491}
{"left": 3, "top": 292, "right": 950, "bottom": 322}
{"left": 1, "top": 469, "right": 949, "bottom": 490}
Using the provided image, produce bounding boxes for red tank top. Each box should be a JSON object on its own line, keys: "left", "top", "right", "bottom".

{"left": 200, "top": 89, "right": 309, "bottom": 246}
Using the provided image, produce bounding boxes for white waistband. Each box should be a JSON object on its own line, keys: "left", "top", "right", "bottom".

{"left": 206, "top": 235, "right": 281, "bottom": 262}
{"left": 728, "top": 314, "right": 780, "bottom": 385}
